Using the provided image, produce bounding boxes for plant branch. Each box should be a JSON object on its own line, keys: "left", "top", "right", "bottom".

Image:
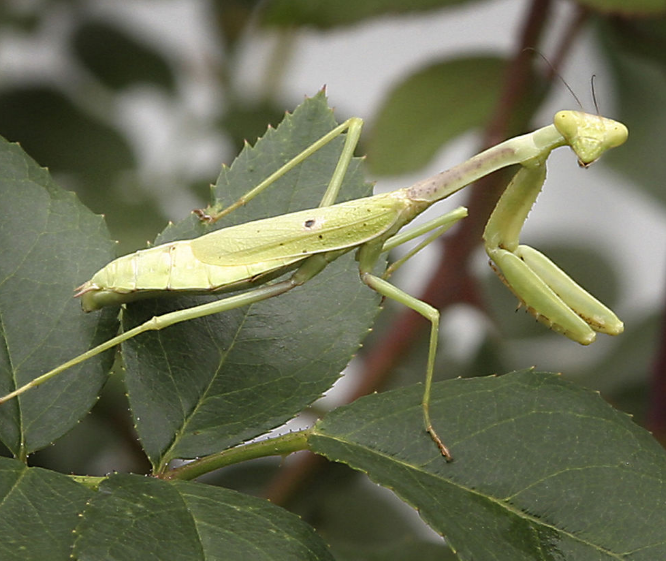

{"left": 265, "top": 0, "right": 594, "bottom": 507}
{"left": 348, "top": 0, "right": 557, "bottom": 416}
{"left": 648, "top": 281, "right": 666, "bottom": 446}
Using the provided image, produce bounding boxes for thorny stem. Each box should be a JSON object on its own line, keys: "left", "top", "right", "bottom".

{"left": 265, "top": 0, "right": 587, "bottom": 507}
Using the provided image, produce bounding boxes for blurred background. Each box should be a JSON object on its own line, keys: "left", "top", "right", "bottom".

{"left": 1, "top": 0, "right": 665, "bottom": 555}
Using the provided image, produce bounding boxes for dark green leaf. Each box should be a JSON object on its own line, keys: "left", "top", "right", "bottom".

{"left": 73, "top": 474, "right": 334, "bottom": 560}
{"left": 599, "top": 20, "right": 666, "bottom": 205}
{"left": 260, "top": 0, "right": 483, "bottom": 29}
{"left": 601, "top": 17, "right": 666, "bottom": 66}
{"left": 367, "top": 56, "right": 506, "bottom": 175}
{"left": 0, "top": 85, "right": 163, "bottom": 254}
{"left": 0, "top": 457, "right": 93, "bottom": 560}
{"left": 579, "top": 312, "right": 660, "bottom": 419}
{"left": 575, "top": 0, "right": 666, "bottom": 15}
{"left": 311, "top": 370, "right": 666, "bottom": 559}
{"left": 0, "top": 86, "right": 135, "bottom": 179}
{"left": 122, "top": 93, "right": 383, "bottom": 467}
{"left": 220, "top": 100, "right": 290, "bottom": 153}
{"left": 333, "top": 541, "right": 456, "bottom": 561}
{"left": 211, "top": 0, "right": 264, "bottom": 50}
{"left": 285, "top": 462, "right": 456, "bottom": 559}
{"left": 72, "top": 20, "right": 176, "bottom": 91}
{"left": 0, "top": 136, "right": 118, "bottom": 454}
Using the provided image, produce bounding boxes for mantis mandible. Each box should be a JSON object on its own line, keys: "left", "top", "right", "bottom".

{"left": 0, "top": 109, "right": 628, "bottom": 460}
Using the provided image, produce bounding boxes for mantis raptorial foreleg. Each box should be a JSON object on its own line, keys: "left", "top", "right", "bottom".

{"left": 0, "top": 108, "right": 628, "bottom": 461}
{"left": 483, "top": 154, "right": 623, "bottom": 344}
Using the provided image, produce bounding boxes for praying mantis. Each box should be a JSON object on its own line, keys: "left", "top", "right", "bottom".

{"left": 0, "top": 104, "right": 628, "bottom": 460}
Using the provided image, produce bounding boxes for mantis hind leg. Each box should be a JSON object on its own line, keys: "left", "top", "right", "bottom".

{"left": 355, "top": 209, "right": 471, "bottom": 459}
{"left": 0, "top": 251, "right": 340, "bottom": 405}
{"left": 360, "top": 271, "right": 451, "bottom": 460}
{"left": 358, "top": 240, "right": 452, "bottom": 460}
{"left": 197, "top": 117, "right": 364, "bottom": 223}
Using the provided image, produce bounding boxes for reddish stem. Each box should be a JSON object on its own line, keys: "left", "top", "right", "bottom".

{"left": 265, "top": 0, "right": 590, "bottom": 506}
{"left": 648, "top": 284, "right": 666, "bottom": 445}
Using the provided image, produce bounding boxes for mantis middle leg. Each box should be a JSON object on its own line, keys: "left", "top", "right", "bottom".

{"left": 197, "top": 117, "right": 364, "bottom": 223}
{"left": 0, "top": 250, "right": 348, "bottom": 404}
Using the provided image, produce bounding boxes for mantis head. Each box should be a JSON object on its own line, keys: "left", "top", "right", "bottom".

{"left": 554, "top": 110, "right": 628, "bottom": 167}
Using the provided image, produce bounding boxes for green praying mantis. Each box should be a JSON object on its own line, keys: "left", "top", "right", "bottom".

{"left": 0, "top": 107, "right": 628, "bottom": 460}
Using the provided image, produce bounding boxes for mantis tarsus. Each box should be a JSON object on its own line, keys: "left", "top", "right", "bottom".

{"left": 0, "top": 108, "right": 628, "bottom": 460}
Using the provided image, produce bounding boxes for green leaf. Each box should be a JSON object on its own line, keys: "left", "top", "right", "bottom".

{"left": 0, "top": 86, "right": 135, "bottom": 179}
{"left": 333, "top": 541, "right": 456, "bottom": 561}
{"left": 0, "top": 462, "right": 334, "bottom": 561}
{"left": 0, "top": 85, "right": 164, "bottom": 254}
{"left": 211, "top": 0, "right": 264, "bottom": 50}
{"left": 0, "top": 457, "right": 94, "bottom": 560}
{"left": 71, "top": 20, "right": 176, "bottom": 92}
{"left": 260, "top": 0, "right": 484, "bottom": 29}
{"left": 286, "top": 461, "right": 456, "bottom": 559}
{"left": 600, "top": 17, "right": 666, "bottom": 66}
{"left": 0, "top": 136, "right": 118, "bottom": 455}
{"left": 367, "top": 56, "right": 506, "bottom": 175}
{"left": 575, "top": 0, "right": 666, "bottom": 15}
{"left": 598, "top": 19, "right": 666, "bottom": 206}
{"left": 121, "top": 93, "right": 383, "bottom": 468}
{"left": 579, "top": 312, "right": 660, "bottom": 419}
{"left": 220, "top": 100, "right": 292, "bottom": 153}
{"left": 72, "top": 474, "right": 334, "bottom": 560}
{"left": 310, "top": 370, "right": 666, "bottom": 559}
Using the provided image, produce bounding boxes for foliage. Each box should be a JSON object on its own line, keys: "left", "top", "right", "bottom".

{"left": 1, "top": 0, "right": 665, "bottom": 559}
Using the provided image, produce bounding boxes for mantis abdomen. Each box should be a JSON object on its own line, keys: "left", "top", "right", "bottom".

{"left": 76, "top": 192, "right": 415, "bottom": 312}
{"left": 76, "top": 240, "right": 302, "bottom": 311}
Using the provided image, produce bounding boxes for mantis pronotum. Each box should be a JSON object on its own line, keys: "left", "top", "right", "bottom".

{"left": 0, "top": 107, "right": 627, "bottom": 459}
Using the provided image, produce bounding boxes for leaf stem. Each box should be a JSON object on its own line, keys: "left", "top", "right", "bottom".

{"left": 159, "top": 429, "right": 312, "bottom": 481}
